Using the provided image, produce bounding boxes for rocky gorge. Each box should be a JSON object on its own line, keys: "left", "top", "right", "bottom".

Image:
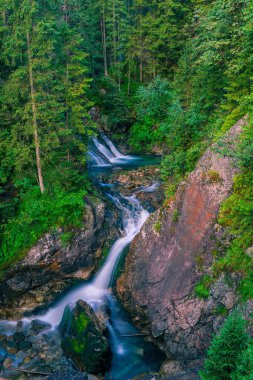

{"left": 0, "top": 137, "right": 165, "bottom": 379}
{"left": 0, "top": 119, "right": 251, "bottom": 380}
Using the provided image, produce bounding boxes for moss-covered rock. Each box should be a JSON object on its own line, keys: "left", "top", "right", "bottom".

{"left": 59, "top": 300, "right": 112, "bottom": 373}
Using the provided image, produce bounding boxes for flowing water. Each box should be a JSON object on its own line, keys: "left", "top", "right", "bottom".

{"left": 0, "top": 136, "right": 164, "bottom": 379}
{"left": 89, "top": 135, "right": 137, "bottom": 167}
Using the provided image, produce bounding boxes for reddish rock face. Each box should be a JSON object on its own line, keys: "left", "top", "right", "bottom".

{"left": 117, "top": 117, "right": 248, "bottom": 362}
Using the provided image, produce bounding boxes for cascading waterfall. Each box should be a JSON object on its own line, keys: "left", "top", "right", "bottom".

{"left": 0, "top": 137, "right": 163, "bottom": 379}
{"left": 25, "top": 193, "right": 149, "bottom": 328}
{"left": 101, "top": 134, "right": 124, "bottom": 158}
{"left": 88, "top": 134, "right": 137, "bottom": 167}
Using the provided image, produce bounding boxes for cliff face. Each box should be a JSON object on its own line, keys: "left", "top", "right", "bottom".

{"left": 117, "top": 117, "right": 250, "bottom": 363}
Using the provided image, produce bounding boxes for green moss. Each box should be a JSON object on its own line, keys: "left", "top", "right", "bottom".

{"left": 60, "top": 232, "right": 74, "bottom": 246}
{"left": 75, "top": 314, "right": 89, "bottom": 334}
{"left": 207, "top": 170, "right": 221, "bottom": 183}
{"left": 213, "top": 304, "right": 228, "bottom": 317}
{"left": 70, "top": 337, "right": 86, "bottom": 354}
{"left": 195, "top": 255, "right": 204, "bottom": 271}
{"left": 154, "top": 221, "right": 162, "bottom": 233}
{"left": 195, "top": 275, "right": 212, "bottom": 299}
{"left": 211, "top": 249, "right": 218, "bottom": 258}
{"left": 172, "top": 209, "right": 180, "bottom": 223}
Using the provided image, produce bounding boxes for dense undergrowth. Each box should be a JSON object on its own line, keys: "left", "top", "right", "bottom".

{"left": 0, "top": 167, "right": 91, "bottom": 271}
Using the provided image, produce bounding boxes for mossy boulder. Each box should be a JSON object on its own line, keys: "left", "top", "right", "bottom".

{"left": 59, "top": 300, "right": 112, "bottom": 373}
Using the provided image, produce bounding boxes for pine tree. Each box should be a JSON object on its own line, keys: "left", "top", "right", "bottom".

{"left": 200, "top": 313, "right": 248, "bottom": 380}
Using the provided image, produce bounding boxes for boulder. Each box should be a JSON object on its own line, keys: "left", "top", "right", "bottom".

{"left": 117, "top": 117, "right": 249, "bottom": 362}
{"left": 30, "top": 319, "right": 51, "bottom": 334}
{"left": 59, "top": 300, "right": 112, "bottom": 373}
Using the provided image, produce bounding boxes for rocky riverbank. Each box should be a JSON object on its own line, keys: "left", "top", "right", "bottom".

{"left": 0, "top": 194, "right": 122, "bottom": 320}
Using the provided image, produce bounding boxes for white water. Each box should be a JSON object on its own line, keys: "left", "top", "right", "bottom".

{"left": 135, "top": 182, "right": 160, "bottom": 194}
{"left": 93, "top": 137, "right": 115, "bottom": 161}
{"left": 0, "top": 138, "right": 163, "bottom": 378}
{"left": 101, "top": 134, "right": 124, "bottom": 158}
{"left": 12, "top": 193, "right": 149, "bottom": 329}
{"left": 89, "top": 134, "right": 137, "bottom": 167}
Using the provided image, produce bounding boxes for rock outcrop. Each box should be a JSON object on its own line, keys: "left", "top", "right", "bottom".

{"left": 0, "top": 197, "right": 120, "bottom": 319}
{"left": 59, "top": 300, "right": 111, "bottom": 373}
{"left": 117, "top": 117, "right": 250, "bottom": 368}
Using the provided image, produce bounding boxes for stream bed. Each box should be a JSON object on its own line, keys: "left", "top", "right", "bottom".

{"left": 0, "top": 136, "right": 165, "bottom": 379}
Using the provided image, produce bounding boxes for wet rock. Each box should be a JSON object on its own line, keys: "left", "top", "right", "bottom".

{"left": 16, "top": 321, "right": 24, "bottom": 331}
{"left": 160, "top": 361, "right": 183, "bottom": 377}
{"left": 130, "top": 375, "right": 158, "bottom": 380}
{"left": 13, "top": 332, "right": 25, "bottom": 343}
{"left": 46, "top": 369, "right": 88, "bottom": 380}
{"left": 30, "top": 320, "right": 51, "bottom": 334}
{"left": 100, "top": 166, "right": 164, "bottom": 213}
{"left": 117, "top": 117, "right": 249, "bottom": 362}
{"left": 6, "top": 340, "right": 19, "bottom": 351}
{"left": 163, "top": 369, "right": 200, "bottom": 379}
{"left": 19, "top": 340, "right": 32, "bottom": 350}
{"left": 3, "top": 357, "right": 13, "bottom": 368}
{"left": 60, "top": 300, "right": 112, "bottom": 373}
{"left": 0, "top": 352, "right": 6, "bottom": 363}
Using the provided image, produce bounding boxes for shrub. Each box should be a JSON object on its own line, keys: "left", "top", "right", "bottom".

{"left": 200, "top": 313, "right": 249, "bottom": 380}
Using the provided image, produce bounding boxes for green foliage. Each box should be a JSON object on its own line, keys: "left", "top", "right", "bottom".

{"left": 213, "top": 123, "right": 253, "bottom": 299}
{"left": 195, "top": 275, "right": 212, "bottom": 300}
{"left": 232, "top": 342, "right": 253, "bottom": 380}
{"left": 154, "top": 221, "right": 161, "bottom": 234}
{"left": 172, "top": 209, "right": 180, "bottom": 223}
{"left": 61, "top": 232, "right": 74, "bottom": 247}
{"left": 92, "top": 76, "right": 133, "bottom": 130}
{"left": 0, "top": 0, "right": 94, "bottom": 270}
{"left": 200, "top": 313, "right": 249, "bottom": 380}
{"left": 213, "top": 305, "right": 228, "bottom": 317}
{"left": 129, "top": 77, "right": 171, "bottom": 151}
{"left": 0, "top": 172, "right": 89, "bottom": 270}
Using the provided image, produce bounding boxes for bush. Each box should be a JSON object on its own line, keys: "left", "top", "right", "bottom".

{"left": 200, "top": 313, "right": 249, "bottom": 380}
{"left": 232, "top": 342, "right": 253, "bottom": 380}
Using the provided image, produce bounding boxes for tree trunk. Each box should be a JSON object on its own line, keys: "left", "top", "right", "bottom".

{"left": 101, "top": 5, "right": 108, "bottom": 77}
{"left": 128, "top": 61, "right": 131, "bottom": 95}
{"left": 27, "top": 32, "right": 45, "bottom": 194}
{"left": 140, "top": 56, "right": 143, "bottom": 82}
{"left": 112, "top": 0, "right": 117, "bottom": 63}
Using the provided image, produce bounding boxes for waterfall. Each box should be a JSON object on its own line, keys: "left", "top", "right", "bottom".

{"left": 0, "top": 136, "right": 163, "bottom": 379}
{"left": 101, "top": 134, "right": 124, "bottom": 159}
{"left": 88, "top": 134, "right": 137, "bottom": 167}
{"left": 25, "top": 193, "right": 149, "bottom": 328}
{"left": 92, "top": 195, "right": 149, "bottom": 290}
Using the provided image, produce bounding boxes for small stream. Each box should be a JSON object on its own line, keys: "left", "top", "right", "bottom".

{"left": 0, "top": 136, "right": 164, "bottom": 379}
